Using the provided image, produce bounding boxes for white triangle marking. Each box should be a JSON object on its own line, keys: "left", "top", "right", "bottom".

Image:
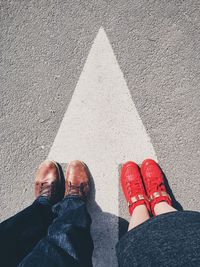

{"left": 48, "top": 27, "right": 157, "bottom": 266}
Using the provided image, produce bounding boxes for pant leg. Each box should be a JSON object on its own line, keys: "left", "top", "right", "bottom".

{"left": 18, "top": 196, "right": 94, "bottom": 267}
{"left": 0, "top": 198, "right": 54, "bottom": 267}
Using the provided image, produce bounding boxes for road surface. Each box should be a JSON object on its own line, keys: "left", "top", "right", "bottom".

{"left": 1, "top": 1, "right": 200, "bottom": 266}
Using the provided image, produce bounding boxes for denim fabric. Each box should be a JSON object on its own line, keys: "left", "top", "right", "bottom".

{"left": 116, "top": 211, "right": 200, "bottom": 267}
{"left": 18, "top": 196, "right": 93, "bottom": 267}
{"left": 0, "top": 198, "right": 54, "bottom": 267}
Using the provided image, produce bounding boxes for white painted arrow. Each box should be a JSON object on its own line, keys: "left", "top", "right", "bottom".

{"left": 48, "top": 27, "right": 157, "bottom": 266}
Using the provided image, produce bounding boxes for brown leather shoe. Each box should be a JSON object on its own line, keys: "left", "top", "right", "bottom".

{"left": 35, "top": 160, "right": 62, "bottom": 204}
{"left": 65, "top": 160, "right": 89, "bottom": 198}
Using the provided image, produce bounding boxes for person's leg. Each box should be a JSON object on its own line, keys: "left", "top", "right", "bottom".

{"left": 18, "top": 161, "right": 93, "bottom": 267}
{"left": 120, "top": 161, "right": 151, "bottom": 232}
{"left": 18, "top": 196, "right": 93, "bottom": 267}
{"left": 0, "top": 198, "right": 54, "bottom": 267}
{"left": 128, "top": 204, "right": 150, "bottom": 231}
{"left": 0, "top": 160, "right": 63, "bottom": 267}
{"left": 154, "top": 201, "right": 177, "bottom": 216}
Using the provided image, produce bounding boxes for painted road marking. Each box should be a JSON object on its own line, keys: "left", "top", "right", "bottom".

{"left": 48, "top": 27, "right": 157, "bottom": 266}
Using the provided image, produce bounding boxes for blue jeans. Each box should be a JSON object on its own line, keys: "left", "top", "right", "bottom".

{"left": 0, "top": 196, "right": 93, "bottom": 267}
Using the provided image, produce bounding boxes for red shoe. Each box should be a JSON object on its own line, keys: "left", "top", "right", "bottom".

{"left": 141, "top": 159, "right": 172, "bottom": 216}
{"left": 120, "top": 161, "right": 150, "bottom": 215}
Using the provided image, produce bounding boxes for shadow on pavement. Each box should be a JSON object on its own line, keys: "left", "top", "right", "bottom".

{"left": 57, "top": 163, "right": 66, "bottom": 201}
{"left": 161, "top": 168, "right": 183, "bottom": 211}
{"left": 86, "top": 166, "right": 128, "bottom": 266}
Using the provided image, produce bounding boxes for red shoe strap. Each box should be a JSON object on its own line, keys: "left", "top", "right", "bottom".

{"left": 150, "top": 191, "right": 172, "bottom": 216}
{"left": 128, "top": 194, "right": 150, "bottom": 215}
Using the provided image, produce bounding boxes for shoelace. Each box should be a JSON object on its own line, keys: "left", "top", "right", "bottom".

{"left": 39, "top": 182, "right": 55, "bottom": 197}
{"left": 69, "top": 183, "right": 84, "bottom": 195}
{"left": 147, "top": 175, "right": 165, "bottom": 195}
{"left": 126, "top": 175, "right": 144, "bottom": 196}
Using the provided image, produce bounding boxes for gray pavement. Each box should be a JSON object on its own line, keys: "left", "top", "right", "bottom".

{"left": 0, "top": 0, "right": 200, "bottom": 248}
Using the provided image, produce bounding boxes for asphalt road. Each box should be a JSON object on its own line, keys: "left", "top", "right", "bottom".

{"left": 1, "top": 0, "right": 200, "bottom": 261}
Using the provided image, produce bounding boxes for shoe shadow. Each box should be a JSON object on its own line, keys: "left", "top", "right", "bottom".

{"left": 160, "top": 168, "right": 183, "bottom": 211}
{"left": 85, "top": 165, "right": 129, "bottom": 267}
{"left": 57, "top": 163, "right": 66, "bottom": 201}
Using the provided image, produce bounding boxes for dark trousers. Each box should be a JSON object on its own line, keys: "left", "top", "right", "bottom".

{"left": 0, "top": 196, "right": 93, "bottom": 267}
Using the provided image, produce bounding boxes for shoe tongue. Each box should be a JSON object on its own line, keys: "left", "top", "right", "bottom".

{"left": 43, "top": 173, "right": 56, "bottom": 183}
{"left": 68, "top": 183, "right": 81, "bottom": 194}
{"left": 149, "top": 179, "right": 165, "bottom": 195}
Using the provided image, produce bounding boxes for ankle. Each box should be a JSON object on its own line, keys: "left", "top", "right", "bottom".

{"left": 129, "top": 201, "right": 150, "bottom": 216}
{"left": 153, "top": 201, "right": 177, "bottom": 216}
{"left": 133, "top": 204, "right": 148, "bottom": 213}
{"left": 128, "top": 204, "right": 150, "bottom": 230}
